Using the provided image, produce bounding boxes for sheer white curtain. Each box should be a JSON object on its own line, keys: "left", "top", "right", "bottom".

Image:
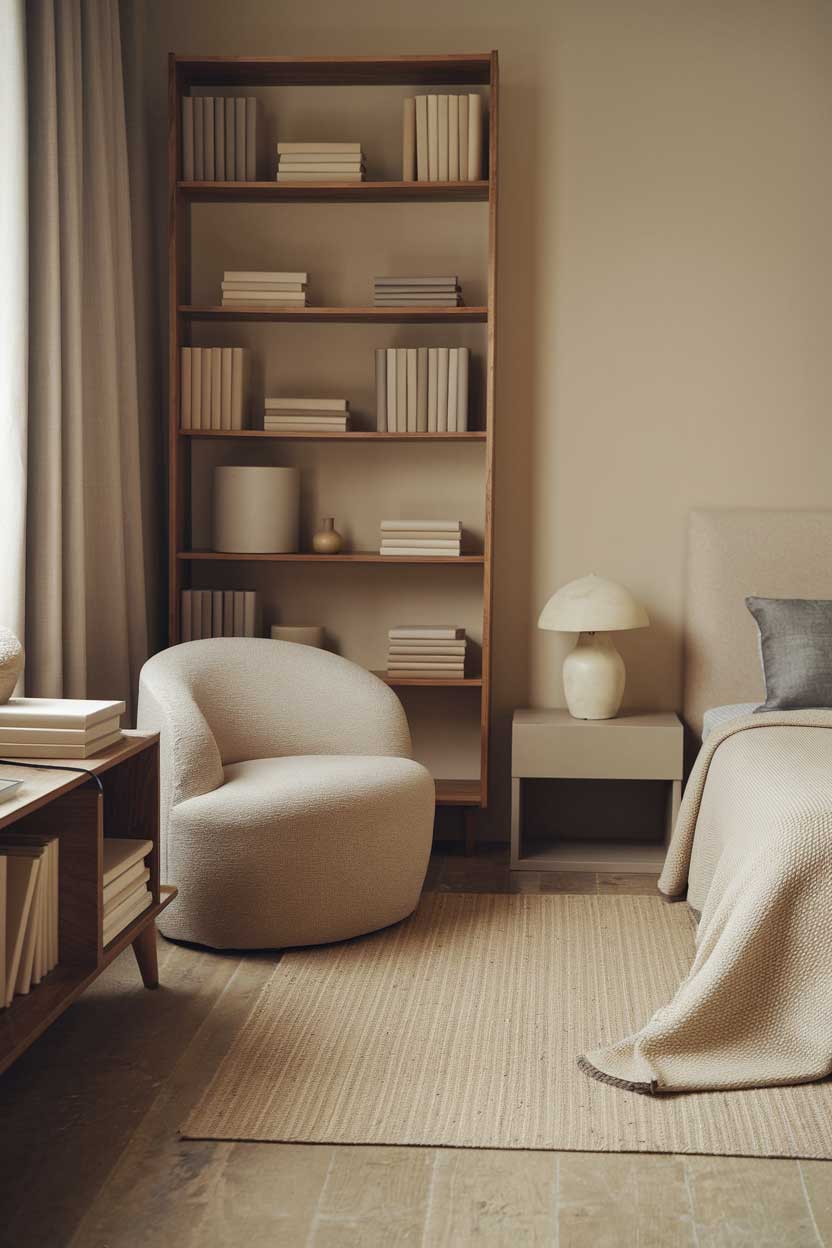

{"left": 26, "top": 0, "right": 149, "bottom": 718}
{"left": 0, "top": 0, "right": 28, "bottom": 643}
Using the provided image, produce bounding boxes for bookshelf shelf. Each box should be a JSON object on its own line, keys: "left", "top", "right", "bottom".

{"left": 180, "top": 305, "right": 487, "bottom": 324}
{"left": 178, "top": 179, "right": 489, "bottom": 203}
{"left": 374, "top": 672, "right": 483, "bottom": 688}
{"left": 169, "top": 52, "right": 498, "bottom": 837}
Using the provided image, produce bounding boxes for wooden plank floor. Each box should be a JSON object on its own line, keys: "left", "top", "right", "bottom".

{"left": 0, "top": 848, "right": 827, "bottom": 1247}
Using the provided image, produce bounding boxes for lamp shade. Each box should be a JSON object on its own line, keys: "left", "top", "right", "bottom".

{"left": 538, "top": 574, "right": 649, "bottom": 633}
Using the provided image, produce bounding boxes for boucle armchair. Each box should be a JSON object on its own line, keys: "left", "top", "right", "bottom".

{"left": 137, "top": 638, "right": 435, "bottom": 949}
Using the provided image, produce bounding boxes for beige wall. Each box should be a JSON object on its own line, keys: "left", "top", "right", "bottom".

{"left": 133, "top": 0, "right": 832, "bottom": 836}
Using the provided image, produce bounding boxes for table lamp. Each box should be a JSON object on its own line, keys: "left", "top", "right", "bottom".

{"left": 538, "top": 574, "right": 649, "bottom": 719}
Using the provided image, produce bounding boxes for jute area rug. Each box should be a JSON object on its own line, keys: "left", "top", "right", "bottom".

{"left": 183, "top": 893, "right": 832, "bottom": 1158}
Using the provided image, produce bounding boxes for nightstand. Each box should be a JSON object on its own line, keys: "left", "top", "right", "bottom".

{"left": 510, "top": 709, "right": 683, "bottom": 873}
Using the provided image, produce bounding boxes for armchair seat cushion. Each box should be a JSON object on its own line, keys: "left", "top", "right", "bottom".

{"left": 162, "top": 753, "right": 435, "bottom": 949}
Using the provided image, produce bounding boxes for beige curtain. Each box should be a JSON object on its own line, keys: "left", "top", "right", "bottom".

{"left": 26, "top": 0, "right": 149, "bottom": 718}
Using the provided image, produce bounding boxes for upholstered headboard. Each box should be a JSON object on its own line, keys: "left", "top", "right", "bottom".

{"left": 684, "top": 509, "right": 832, "bottom": 738}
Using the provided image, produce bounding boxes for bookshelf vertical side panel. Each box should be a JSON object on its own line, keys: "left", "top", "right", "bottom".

{"left": 169, "top": 55, "right": 190, "bottom": 643}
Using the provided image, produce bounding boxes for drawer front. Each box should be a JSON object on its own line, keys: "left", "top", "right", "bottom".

{"left": 512, "top": 723, "right": 682, "bottom": 780}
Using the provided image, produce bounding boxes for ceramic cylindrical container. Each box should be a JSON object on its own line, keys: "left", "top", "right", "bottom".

{"left": 270, "top": 625, "right": 325, "bottom": 648}
{"left": 213, "top": 466, "right": 300, "bottom": 553}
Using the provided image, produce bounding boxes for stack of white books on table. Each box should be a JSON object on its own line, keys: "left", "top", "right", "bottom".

{"left": 379, "top": 519, "right": 462, "bottom": 557}
{"left": 221, "top": 271, "right": 307, "bottom": 308}
{"left": 180, "top": 347, "right": 249, "bottom": 430}
{"left": 181, "top": 589, "right": 259, "bottom": 640}
{"left": 373, "top": 276, "right": 462, "bottom": 307}
{"left": 276, "top": 142, "right": 365, "bottom": 182}
{"left": 0, "top": 832, "right": 58, "bottom": 1006}
{"left": 264, "top": 398, "right": 349, "bottom": 432}
{"left": 375, "top": 347, "right": 469, "bottom": 433}
{"left": 386, "top": 625, "right": 468, "bottom": 679}
{"left": 181, "top": 96, "right": 258, "bottom": 181}
{"left": 102, "top": 838, "right": 153, "bottom": 946}
{"left": 0, "top": 699, "right": 124, "bottom": 759}
{"left": 401, "top": 94, "right": 483, "bottom": 182}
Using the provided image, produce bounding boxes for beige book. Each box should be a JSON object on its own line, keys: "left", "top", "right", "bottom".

{"left": 245, "top": 98, "right": 256, "bottom": 180}
{"left": 406, "top": 348, "right": 417, "bottom": 433}
{"left": 231, "top": 347, "right": 245, "bottom": 429}
{"left": 457, "top": 347, "right": 469, "bottom": 432}
{"left": 447, "top": 348, "right": 459, "bottom": 433}
{"left": 201, "top": 349, "right": 212, "bottom": 429}
{"left": 214, "top": 97, "right": 225, "bottom": 182}
{"left": 416, "top": 348, "right": 428, "bottom": 433}
{"left": 448, "top": 96, "right": 460, "bottom": 180}
{"left": 103, "top": 858, "right": 147, "bottom": 908}
{"left": 104, "top": 872, "right": 150, "bottom": 920}
{"left": 243, "top": 591, "right": 257, "bottom": 638}
{"left": 458, "top": 95, "right": 469, "bottom": 180}
{"left": 225, "top": 93, "right": 235, "bottom": 179}
{"left": 102, "top": 838, "right": 152, "bottom": 889}
{"left": 201, "top": 593, "right": 211, "bottom": 639}
{"left": 277, "top": 142, "right": 361, "bottom": 154}
{"left": 402, "top": 97, "right": 416, "bottom": 180}
{"left": 223, "top": 590, "right": 235, "bottom": 638}
{"left": 375, "top": 348, "right": 386, "bottom": 432}
{"left": 221, "top": 347, "right": 233, "bottom": 429}
{"left": 180, "top": 347, "right": 191, "bottom": 429}
{"left": 193, "top": 97, "right": 204, "bottom": 180}
{"left": 415, "top": 95, "right": 428, "bottom": 182}
{"left": 437, "top": 347, "right": 450, "bottom": 432}
{"left": 190, "top": 347, "right": 202, "bottom": 430}
{"left": 437, "top": 95, "right": 449, "bottom": 181}
{"left": 4, "top": 854, "right": 38, "bottom": 1006}
{"left": 386, "top": 348, "right": 397, "bottom": 433}
{"left": 427, "top": 348, "right": 438, "bottom": 432}
{"left": 396, "top": 348, "right": 407, "bottom": 434}
{"left": 235, "top": 99, "right": 246, "bottom": 180}
{"left": 103, "top": 890, "right": 151, "bottom": 947}
{"left": 212, "top": 590, "right": 224, "bottom": 638}
{"left": 210, "top": 349, "right": 222, "bottom": 430}
{"left": 233, "top": 592, "right": 245, "bottom": 637}
{"left": 427, "top": 95, "right": 438, "bottom": 181}
{"left": 181, "top": 97, "right": 194, "bottom": 180}
{"left": 204, "top": 97, "right": 215, "bottom": 180}
{"left": 468, "top": 93, "right": 482, "bottom": 180}
{"left": 14, "top": 860, "right": 40, "bottom": 996}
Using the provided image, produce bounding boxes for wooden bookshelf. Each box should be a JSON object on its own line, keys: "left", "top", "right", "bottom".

{"left": 168, "top": 53, "right": 498, "bottom": 836}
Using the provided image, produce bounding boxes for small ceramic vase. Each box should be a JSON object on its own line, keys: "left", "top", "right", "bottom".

{"left": 0, "top": 627, "right": 24, "bottom": 703}
{"left": 312, "top": 517, "right": 343, "bottom": 554}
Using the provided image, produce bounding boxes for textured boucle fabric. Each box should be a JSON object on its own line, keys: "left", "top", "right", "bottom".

{"left": 137, "top": 639, "right": 434, "bottom": 949}
{"left": 581, "top": 709, "right": 832, "bottom": 1093}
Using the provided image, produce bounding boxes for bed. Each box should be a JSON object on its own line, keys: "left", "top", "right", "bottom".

{"left": 580, "top": 508, "right": 832, "bottom": 1093}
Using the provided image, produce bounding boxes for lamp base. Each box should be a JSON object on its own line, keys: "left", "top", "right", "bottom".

{"left": 563, "top": 632, "right": 625, "bottom": 720}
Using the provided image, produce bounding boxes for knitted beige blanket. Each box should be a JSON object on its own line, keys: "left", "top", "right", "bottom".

{"left": 580, "top": 709, "right": 832, "bottom": 1093}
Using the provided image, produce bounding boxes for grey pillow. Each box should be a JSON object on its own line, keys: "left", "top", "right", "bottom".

{"left": 746, "top": 596, "right": 832, "bottom": 712}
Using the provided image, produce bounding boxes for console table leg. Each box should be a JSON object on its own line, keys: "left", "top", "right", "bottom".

{"left": 132, "top": 923, "right": 159, "bottom": 989}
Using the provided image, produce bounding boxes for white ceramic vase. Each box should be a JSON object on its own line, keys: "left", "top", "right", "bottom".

{"left": 0, "top": 627, "right": 24, "bottom": 704}
{"left": 562, "top": 631, "right": 625, "bottom": 720}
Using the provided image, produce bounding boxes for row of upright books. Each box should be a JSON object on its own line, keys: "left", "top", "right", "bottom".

{"left": 182, "top": 97, "right": 258, "bottom": 181}
{"left": 264, "top": 398, "right": 350, "bottom": 433}
{"left": 276, "top": 142, "right": 364, "bottom": 182}
{"left": 402, "top": 94, "right": 483, "bottom": 183}
{"left": 102, "top": 839, "right": 153, "bottom": 946}
{"left": 0, "top": 834, "right": 58, "bottom": 1007}
{"left": 180, "top": 347, "right": 250, "bottom": 430}
{"left": 0, "top": 698, "right": 125, "bottom": 759}
{"left": 181, "top": 590, "right": 260, "bottom": 641}
{"left": 375, "top": 348, "right": 469, "bottom": 433}
{"left": 386, "top": 624, "right": 468, "bottom": 679}
{"left": 221, "top": 270, "right": 308, "bottom": 308}
{"left": 379, "top": 519, "right": 462, "bottom": 558}
{"left": 373, "top": 275, "right": 462, "bottom": 307}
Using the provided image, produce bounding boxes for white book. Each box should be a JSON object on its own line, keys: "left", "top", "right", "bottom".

{"left": 387, "top": 659, "right": 465, "bottom": 669}
{"left": 468, "top": 93, "right": 482, "bottom": 180}
{"left": 190, "top": 590, "right": 203, "bottom": 641}
{"left": 204, "top": 97, "right": 215, "bottom": 180}
{"left": 375, "top": 275, "right": 459, "bottom": 287}
{"left": 277, "top": 142, "right": 361, "bottom": 154}
{"left": 103, "top": 890, "right": 151, "bottom": 946}
{"left": 181, "top": 590, "right": 192, "bottom": 642}
{"left": 386, "top": 348, "right": 397, "bottom": 433}
{"left": 458, "top": 94, "right": 469, "bottom": 181}
{"left": 233, "top": 592, "right": 245, "bottom": 637}
{"left": 264, "top": 413, "right": 349, "bottom": 422}
{"left": 437, "top": 95, "right": 449, "bottom": 181}
{"left": 225, "top": 96, "right": 235, "bottom": 179}
{"left": 406, "top": 348, "right": 417, "bottom": 433}
{"left": 201, "top": 349, "right": 211, "bottom": 430}
{"left": 448, "top": 96, "right": 460, "bottom": 180}
{"left": 265, "top": 397, "right": 347, "bottom": 411}
{"left": 389, "top": 643, "right": 467, "bottom": 654}
{"left": 447, "top": 349, "right": 459, "bottom": 433}
{"left": 379, "top": 530, "right": 461, "bottom": 540}
{"left": 103, "top": 857, "right": 147, "bottom": 907}
{"left": 0, "top": 716, "right": 120, "bottom": 747}
{"left": 231, "top": 348, "right": 245, "bottom": 430}
{"left": 276, "top": 171, "right": 364, "bottom": 182}
{"left": 374, "top": 297, "right": 460, "bottom": 306}
{"left": 193, "top": 97, "right": 204, "bottom": 180}
{"left": 180, "top": 347, "right": 192, "bottom": 429}
{"left": 4, "top": 855, "right": 39, "bottom": 1006}
{"left": 221, "top": 347, "right": 233, "bottom": 429}
{"left": 457, "top": 347, "right": 469, "bottom": 432}
{"left": 222, "top": 280, "right": 304, "bottom": 291}
{"left": 381, "top": 538, "right": 461, "bottom": 549}
{"left": 215, "top": 98, "right": 225, "bottom": 182}
{"left": 389, "top": 626, "right": 465, "bottom": 640}
{"left": 223, "top": 590, "right": 235, "bottom": 638}
{"left": 264, "top": 422, "right": 347, "bottom": 432}
{"left": 104, "top": 869, "right": 150, "bottom": 919}
{"left": 396, "top": 348, "right": 407, "bottom": 433}
{"left": 0, "top": 698, "right": 125, "bottom": 730}
{"left": 212, "top": 590, "right": 223, "bottom": 638}
{"left": 387, "top": 670, "right": 465, "bottom": 678}
{"left": 279, "top": 153, "right": 365, "bottom": 164}
{"left": 210, "top": 350, "right": 222, "bottom": 430}
{"left": 0, "top": 731, "right": 122, "bottom": 759}
{"left": 427, "top": 95, "right": 438, "bottom": 180}
{"left": 223, "top": 291, "right": 307, "bottom": 302}
{"left": 182, "top": 97, "right": 194, "bottom": 180}
{"left": 190, "top": 347, "right": 202, "bottom": 429}
{"left": 375, "top": 348, "right": 386, "bottom": 432}
{"left": 380, "top": 547, "right": 460, "bottom": 558}
{"left": 224, "top": 271, "right": 308, "bottom": 283}
{"left": 416, "top": 348, "right": 428, "bottom": 433}
{"left": 103, "top": 837, "right": 153, "bottom": 888}
{"left": 402, "top": 97, "right": 416, "bottom": 180}
{"left": 245, "top": 98, "right": 256, "bottom": 180}
{"left": 415, "top": 96, "right": 429, "bottom": 182}
{"left": 235, "top": 99, "right": 246, "bottom": 180}
{"left": 427, "top": 348, "right": 438, "bottom": 432}
{"left": 243, "top": 591, "right": 257, "bottom": 638}
{"left": 437, "top": 347, "right": 450, "bottom": 432}
{"left": 277, "top": 162, "right": 363, "bottom": 173}
{"left": 381, "top": 520, "right": 461, "bottom": 532}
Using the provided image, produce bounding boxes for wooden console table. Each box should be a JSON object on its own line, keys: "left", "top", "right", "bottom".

{"left": 0, "top": 732, "right": 177, "bottom": 1074}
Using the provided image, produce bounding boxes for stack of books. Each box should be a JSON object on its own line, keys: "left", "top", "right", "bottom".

{"left": 379, "top": 519, "right": 462, "bottom": 557}
{"left": 221, "top": 271, "right": 308, "bottom": 308}
{"left": 181, "top": 590, "right": 259, "bottom": 641}
{"left": 401, "top": 94, "right": 483, "bottom": 182}
{"left": 181, "top": 97, "right": 258, "bottom": 181}
{"left": 102, "top": 838, "right": 153, "bottom": 946}
{"left": 386, "top": 625, "right": 468, "bottom": 679}
{"left": 373, "top": 276, "right": 462, "bottom": 307}
{"left": 180, "top": 347, "right": 249, "bottom": 430}
{"left": 0, "top": 833, "right": 58, "bottom": 1006}
{"left": 0, "top": 699, "right": 124, "bottom": 759}
{"left": 375, "top": 347, "right": 469, "bottom": 433}
{"left": 264, "top": 398, "right": 349, "bottom": 433}
{"left": 276, "top": 142, "right": 365, "bottom": 182}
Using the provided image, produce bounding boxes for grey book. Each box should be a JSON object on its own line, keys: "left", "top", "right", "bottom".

{"left": 214, "top": 98, "right": 225, "bottom": 182}
{"left": 235, "top": 99, "right": 246, "bottom": 181}
{"left": 245, "top": 98, "right": 257, "bottom": 180}
{"left": 457, "top": 347, "right": 469, "bottom": 432}
{"left": 204, "top": 97, "right": 215, "bottom": 180}
{"left": 386, "top": 348, "right": 397, "bottom": 433}
{"left": 182, "top": 97, "right": 194, "bottom": 180}
{"left": 396, "top": 348, "right": 407, "bottom": 433}
{"left": 225, "top": 95, "right": 235, "bottom": 179}
{"left": 193, "top": 97, "right": 204, "bottom": 180}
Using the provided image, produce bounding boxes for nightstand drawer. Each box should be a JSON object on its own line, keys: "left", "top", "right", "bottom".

{"left": 512, "top": 709, "right": 682, "bottom": 781}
